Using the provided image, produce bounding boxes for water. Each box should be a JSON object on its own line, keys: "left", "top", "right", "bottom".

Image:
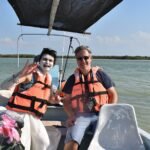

{"left": 0, "top": 58, "right": 150, "bottom": 132}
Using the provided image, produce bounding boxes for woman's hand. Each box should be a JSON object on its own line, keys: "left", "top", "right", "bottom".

{"left": 0, "top": 60, "right": 38, "bottom": 91}
{"left": 16, "top": 60, "right": 38, "bottom": 83}
{"left": 19, "top": 60, "right": 38, "bottom": 78}
{"left": 50, "top": 94, "right": 63, "bottom": 105}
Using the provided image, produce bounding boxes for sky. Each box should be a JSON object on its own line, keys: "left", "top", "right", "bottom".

{"left": 0, "top": 0, "right": 150, "bottom": 56}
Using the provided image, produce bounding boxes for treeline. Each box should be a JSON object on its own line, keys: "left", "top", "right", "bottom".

{"left": 0, "top": 54, "right": 35, "bottom": 58}
{"left": 0, "top": 54, "right": 150, "bottom": 60}
{"left": 92, "top": 55, "right": 150, "bottom": 60}
{"left": 59, "top": 55, "right": 150, "bottom": 60}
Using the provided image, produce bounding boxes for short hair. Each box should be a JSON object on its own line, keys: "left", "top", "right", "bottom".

{"left": 74, "top": 45, "right": 92, "bottom": 56}
{"left": 39, "top": 48, "right": 57, "bottom": 65}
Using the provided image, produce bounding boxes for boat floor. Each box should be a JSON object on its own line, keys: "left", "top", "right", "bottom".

{"left": 43, "top": 121, "right": 93, "bottom": 150}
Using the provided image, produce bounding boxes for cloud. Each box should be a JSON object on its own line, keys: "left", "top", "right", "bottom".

{"left": 1, "top": 31, "right": 150, "bottom": 56}
{"left": 129, "top": 31, "right": 150, "bottom": 49}
{"left": 0, "top": 37, "right": 15, "bottom": 45}
{"left": 136, "top": 31, "right": 150, "bottom": 41}
{"left": 0, "top": 37, "right": 17, "bottom": 52}
{"left": 71, "top": 31, "right": 150, "bottom": 56}
{"left": 94, "top": 35, "right": 121, "bottom": 45}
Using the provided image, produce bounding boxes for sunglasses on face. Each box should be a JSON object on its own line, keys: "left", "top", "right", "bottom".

{"left": 77, "top": 56, "right": 90, "bottom": 61}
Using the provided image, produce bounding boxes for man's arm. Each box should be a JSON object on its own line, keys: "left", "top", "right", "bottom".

{"left": 62, "top": 93, "right": 76, "bottom": 127}
{"left": 96, "top": 69, "right": 118, "bottom": 103}
{"left": 63, "top": 93, "right": 75, "bottom": 117}
{"left": 107, "top": 86, "right": 118, "bottom": 104}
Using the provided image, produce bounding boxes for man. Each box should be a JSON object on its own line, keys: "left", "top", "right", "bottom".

{"left": 62, "top": 45, "right": 118, "bottom": 150}
{"left": 0, "top": 48, "right": 60, "bottom": 150}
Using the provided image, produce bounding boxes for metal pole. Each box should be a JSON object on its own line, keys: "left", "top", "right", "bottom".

{"left": 48, "top": 0, "right": 60, "bottom": 35}
{"left": 62, "top": 37, "right": 73, "bottom": 81}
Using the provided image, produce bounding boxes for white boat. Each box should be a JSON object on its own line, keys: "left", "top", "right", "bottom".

{"left": 1, "top": 0, "right": 150, "bottom": 149}
{"left": 44, "top": 104, "right": 150, "bottom": 150}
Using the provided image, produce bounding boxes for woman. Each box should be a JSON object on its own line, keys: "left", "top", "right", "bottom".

{"left": 0, "top": 48, "right": 61, "bottom": 150}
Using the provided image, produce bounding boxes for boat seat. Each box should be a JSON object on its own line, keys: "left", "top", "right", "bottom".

{"left": 88, "top": 104, "right": 145, "bottom": 150}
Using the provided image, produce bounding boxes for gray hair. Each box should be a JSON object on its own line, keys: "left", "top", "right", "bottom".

{"left": 74, "top": 45, "right": 92, "bottom": 56}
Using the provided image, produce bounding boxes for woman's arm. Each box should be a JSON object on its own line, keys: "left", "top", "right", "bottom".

{"left": 0, "top": 72, "right": 22, "bottom": 92}
{"left": 0, "top": 61, "right": 37, "bottom": 92}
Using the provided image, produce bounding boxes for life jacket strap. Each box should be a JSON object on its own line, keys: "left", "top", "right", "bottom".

{"left": 7, "top": 92, "right": 49, "bottom": 117}
{"left": 71, "top": 91, "right": 108, "bottom": 101}
{"left": 7, "top": 102, "right": 44, "bottom": 118}
{"left": 12, "top": 92, "right": 48, "bottom": 104}
{"left": 35, "top": 81, "right": 51, "bottom": 89}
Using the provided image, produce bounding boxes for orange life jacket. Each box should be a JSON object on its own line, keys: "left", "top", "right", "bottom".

{"left": 71, "top": 67, "right": 108, "bottom": 112}
{"left": 6, "top": 73, "right": 51, "bottom": 118}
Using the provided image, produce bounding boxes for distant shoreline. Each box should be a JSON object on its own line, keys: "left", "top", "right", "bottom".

{"left": 0, "top": 54, "right": 150, "bottom": 60}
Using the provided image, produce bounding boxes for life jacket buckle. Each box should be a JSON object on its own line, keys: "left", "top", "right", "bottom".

{"left": 31, "top": 96, "right": 37, "bottom": 101}
{"left": 38, "top": 101, "right": 45, "bottom": 108}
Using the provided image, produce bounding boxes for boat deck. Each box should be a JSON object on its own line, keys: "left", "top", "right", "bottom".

{"left": 42, "top": 120, "right": 93, "bottom": 150}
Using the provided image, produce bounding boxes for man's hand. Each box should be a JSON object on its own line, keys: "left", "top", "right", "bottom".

{"left": 66, "top": 115, "right": 76, "bottom": 127}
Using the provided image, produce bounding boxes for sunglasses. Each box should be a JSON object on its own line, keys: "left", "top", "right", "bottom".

{"left": 77, "top": 56, "right": 90, "bottom": 61}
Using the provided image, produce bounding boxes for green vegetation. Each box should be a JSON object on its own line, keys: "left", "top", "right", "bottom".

{"left": 59, "top": 55, "right": 150, "bottom": 60}
{"left": 0, "top": 54, "right": 150, "bottom": 60}
{"left": 0, "top": 54, "right": 34, "bottom": 58}
{"left": 92, "top": 55, "right": 150, "bottom": 60}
